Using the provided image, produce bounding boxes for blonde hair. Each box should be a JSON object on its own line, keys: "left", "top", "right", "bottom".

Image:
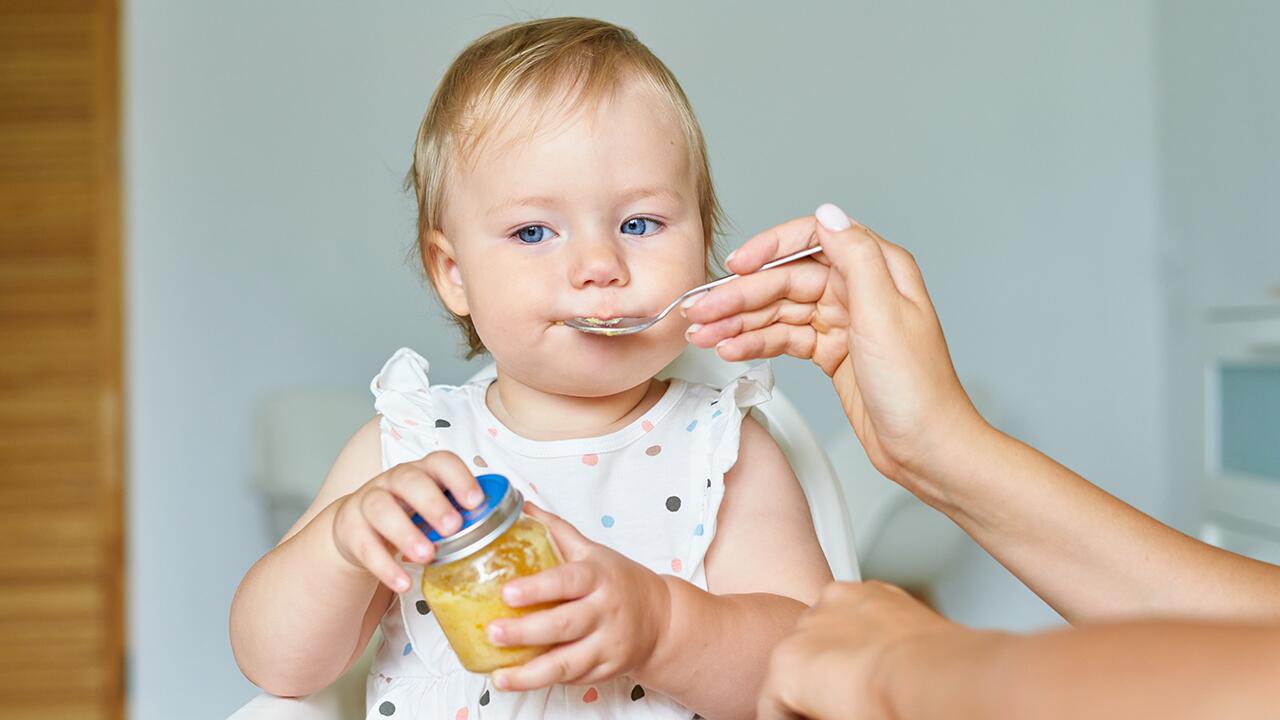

{"left": 409, "top": 17, "right": 724, "bottom": 358}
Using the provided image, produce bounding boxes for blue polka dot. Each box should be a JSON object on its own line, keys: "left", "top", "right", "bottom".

{"left": 693, "top": 524, "right": 704, "bottom": 536}
{"left": 686, "top": 420, "right": 698, "bottom": 432}
{"left": 402, "top": 642, "right": 412, "bottom": 656}
{"left": 712, "top": 409, "right": 722, "bottom": 419}
{"left": 601, "top": 515, "right": 615, "bottom": 528}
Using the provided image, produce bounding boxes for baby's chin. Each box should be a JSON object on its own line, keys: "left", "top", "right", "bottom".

{"left": 496, "top": 340, "right": 682, "bottom": 398}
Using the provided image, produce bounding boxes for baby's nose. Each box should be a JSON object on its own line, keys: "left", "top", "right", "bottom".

{"left": 570, "top": 239, "right": 629, "bottom": 288}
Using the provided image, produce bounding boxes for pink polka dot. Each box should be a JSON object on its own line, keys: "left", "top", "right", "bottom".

{"left": 388, "top": 427, "right": 402, "bottom": 441}
{"left": 582, "top": 687, "right": 599, "bottom": 703}
{"left": 529, "top": 482, "right": 539, "bottom": 494}
{"left": 455, "top": 707, "right": 469, "bottom": 720}
{"left": 403, "top": 417, "right": 419, "bottom": 426}
{"left": 581, "top": 453, "right": 598, "bottom": 466}
{"left": 487, "top": 427, "right": 498, "bottom": 438}
{"left": 645, "top": 445, "right": 662, "bottom": 456}
{"left": 473, "top": 455, "right": 488, "bottom": 468}
{"left": 671, "top": 558, "right": 683, "bottom": 573}
{"left": 642, "top": 420, "right": 654, "bottom": 432}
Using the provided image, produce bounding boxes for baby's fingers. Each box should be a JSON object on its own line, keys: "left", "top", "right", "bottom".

{"left": 363, "top": 488, "right": 435, "bottom": 566}
{"left": 415, "top": 451, "right": 485, "bottom": 509}
{"left": 502, "top": 562, "right": 597, "bottom": 608}
{"left": 488, "top": 600, "right": 593, "bottom": 648}
{"left": 491, "top": 642, "right": 595, "bottom": 692}
{"left": 346, "top": 519, "right": 414, "bottom": 592}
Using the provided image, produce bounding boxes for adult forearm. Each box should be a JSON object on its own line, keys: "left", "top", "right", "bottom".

{"left": 911, "top": 423, "right": 1280, "bottom": 622}
{"left": 635, "top": 578, "right": 806, "bottom": 719}
{"left": 230, "top": 500, "right": 382, "bottom": 695}
{"left": 883, "top": 621, "right": 1280, "bottom": 720}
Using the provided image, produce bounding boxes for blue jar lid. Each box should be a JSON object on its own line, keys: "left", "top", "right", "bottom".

{"left": 410, "top": 474, "right": 521, "bottom": 563}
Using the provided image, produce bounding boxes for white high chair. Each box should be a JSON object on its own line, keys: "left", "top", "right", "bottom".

{"left": 229, "top": 347, "right": 859, "bottom": 719}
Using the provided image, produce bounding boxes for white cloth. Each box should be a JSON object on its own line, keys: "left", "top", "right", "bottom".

{"left": 364, "top": 348, "right": 772, "bottom": 720}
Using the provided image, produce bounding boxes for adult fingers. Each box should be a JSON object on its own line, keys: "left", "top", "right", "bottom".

{"left": 683, "top": 257, "right": 829, "bottom": 326}
{"left": 811, "top": 203, "right": 903, "bottom": 313}
{"left": 723, "top": 215, "right": 825, "bottom": 275}
{"left": 685, "top": 300, "right": 815, "bottom": 348}
{"left": 714, "top": 323, "right": 819, "bottom": 364}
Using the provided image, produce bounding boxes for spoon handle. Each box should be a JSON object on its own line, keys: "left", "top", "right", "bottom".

{"left": 696, "top": 245, "right": 824, "bottom": 294}
{"left": 660, "top": 245, "right": 825, "bottom": 322}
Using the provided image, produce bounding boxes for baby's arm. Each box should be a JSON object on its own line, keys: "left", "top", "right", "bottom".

{"left": 491, "top": 415, "right": 831, "bottom": 719}
{"left": 230, "top": 418, "right": 392, "bottom": 696}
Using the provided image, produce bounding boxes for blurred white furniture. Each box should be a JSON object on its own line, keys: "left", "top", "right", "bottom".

{"left": 1197, "top": 304, "right": 1280, "bottom": 562}
{"left": 230, "top": 347, "right": 859, "bottom": 719}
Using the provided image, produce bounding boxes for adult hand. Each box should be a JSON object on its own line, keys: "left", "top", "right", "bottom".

{"left": 757, "top": 581, "right": 962, "bottom": 720}
{"left": 684, "top": 204, "right": 986, "bottom": 493}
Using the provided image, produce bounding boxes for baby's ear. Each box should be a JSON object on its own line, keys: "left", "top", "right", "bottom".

{"left": 424, "top": 230, "right": 470, "bottom": 317}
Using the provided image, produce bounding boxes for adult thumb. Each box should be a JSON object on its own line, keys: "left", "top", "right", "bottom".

{"left": 814, "top": 203, "right": 899, "bottom": 308}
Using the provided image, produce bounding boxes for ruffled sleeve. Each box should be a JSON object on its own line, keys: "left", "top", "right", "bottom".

{"left": 685, "top": 361, "right": 775, "bottom": 579}
{"left": 370, "top": 347, "right": 440, "bottom": 471}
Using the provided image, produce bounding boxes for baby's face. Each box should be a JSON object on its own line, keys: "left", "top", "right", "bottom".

{"left": 437, "top": 80, "right": 705, "bottom": 397}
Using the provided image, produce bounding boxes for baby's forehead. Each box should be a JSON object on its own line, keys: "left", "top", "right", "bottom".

{"left": 454, "top": 82, "right": 695, "bottom": 190}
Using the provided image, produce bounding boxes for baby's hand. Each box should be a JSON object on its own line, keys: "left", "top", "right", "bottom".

{"left": 487, "top": 504, "right": 671, "bottom": 691}
{"left": 330, "top": 451, "right": 483, "bottom": 592}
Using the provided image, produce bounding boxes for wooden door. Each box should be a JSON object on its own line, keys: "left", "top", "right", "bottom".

{"left": 0, "top": 0, "right": 126, "bottom": 718}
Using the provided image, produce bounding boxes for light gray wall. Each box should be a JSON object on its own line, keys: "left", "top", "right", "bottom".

{"left": 126, "top": 1, "right": 1178, "bottom": 715}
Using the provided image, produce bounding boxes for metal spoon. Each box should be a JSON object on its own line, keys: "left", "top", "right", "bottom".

{"left": 564, "top": 245, "right": 824, "bottom": 336}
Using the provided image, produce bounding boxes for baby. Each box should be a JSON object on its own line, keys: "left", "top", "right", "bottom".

{"left": 230, "top": 17, "right": 831, "bottom": 719}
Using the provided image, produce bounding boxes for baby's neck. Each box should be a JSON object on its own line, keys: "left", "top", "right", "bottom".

{"left": 485, "top": 372, "right": 666, "bottom": 441}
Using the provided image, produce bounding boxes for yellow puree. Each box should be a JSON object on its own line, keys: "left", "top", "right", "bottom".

{"left": 422, "top": 517, "right": 562, "bottom": 673}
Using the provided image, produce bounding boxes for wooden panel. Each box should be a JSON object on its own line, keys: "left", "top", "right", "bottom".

{"left": 0, "top": 0, "right": 124, "bottom": 716}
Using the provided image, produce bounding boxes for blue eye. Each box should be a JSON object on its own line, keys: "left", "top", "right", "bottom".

{"left": 620, "top": 217, "right": 662, "bottom": 236}
{"left": 514, "top": 225, "right": 554, "bottom": 244}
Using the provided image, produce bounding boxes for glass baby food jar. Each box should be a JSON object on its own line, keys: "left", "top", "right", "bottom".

{"left": 413, "top": 474, "right": 562, "bottom": 673}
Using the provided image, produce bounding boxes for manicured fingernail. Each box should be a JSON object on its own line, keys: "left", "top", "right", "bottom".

{"left": 724, "top": 248, "right": 739, "bottom": 265}
{"left": 492, "top": 671, "right": 509, "bottom": 690}
{"left": 502, "top": 585, "right": 522, "bottom": 604}
{"left": 684, "top": 323, "right": 703, "bottom": 341}
{"left": 395, "top": 576, "right": 410, "bottom": 592}
{"left": 414, "top": 543, "right": 431, "bottom": 560}
{"left": 715, "top": 338, "right": 732, "bottom": 352}
{"left": 815, "top": 202, "right": 852, "bottom": 231}
{"left": 442, "top": 514, "right": 460, "bottom": 533}
{"left": 680, "top": 291, "right": 707, "bottom": 317}
{"left": 467, "top": 490, "right": 484, "bottom": 507}
{"left": 487, "top": 623, "right": 506, "bottom": 645}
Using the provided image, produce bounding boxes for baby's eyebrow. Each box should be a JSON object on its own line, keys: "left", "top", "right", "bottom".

{"left": 486, "top": 186, "right": 681, "bottom": 217}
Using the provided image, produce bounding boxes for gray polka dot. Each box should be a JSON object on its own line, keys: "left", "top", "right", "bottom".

{"left": 435, "top": 418, "right": 451, "bottom": 428}
{"left": 379, "top": 701, "right": 395, "bottom": 716}
{"left": 415, "top": 599, "right": 430, "bottom": 615}
{"left": 665, "top": 496, "right": 681, "bottom": 512}
{"left": 480, "top": 689, "right": 491, "bottom": 706}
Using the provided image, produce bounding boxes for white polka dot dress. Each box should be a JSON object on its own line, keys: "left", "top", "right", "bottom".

{"left": 365, "top": 347, "right": 773, "bottom": 720}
